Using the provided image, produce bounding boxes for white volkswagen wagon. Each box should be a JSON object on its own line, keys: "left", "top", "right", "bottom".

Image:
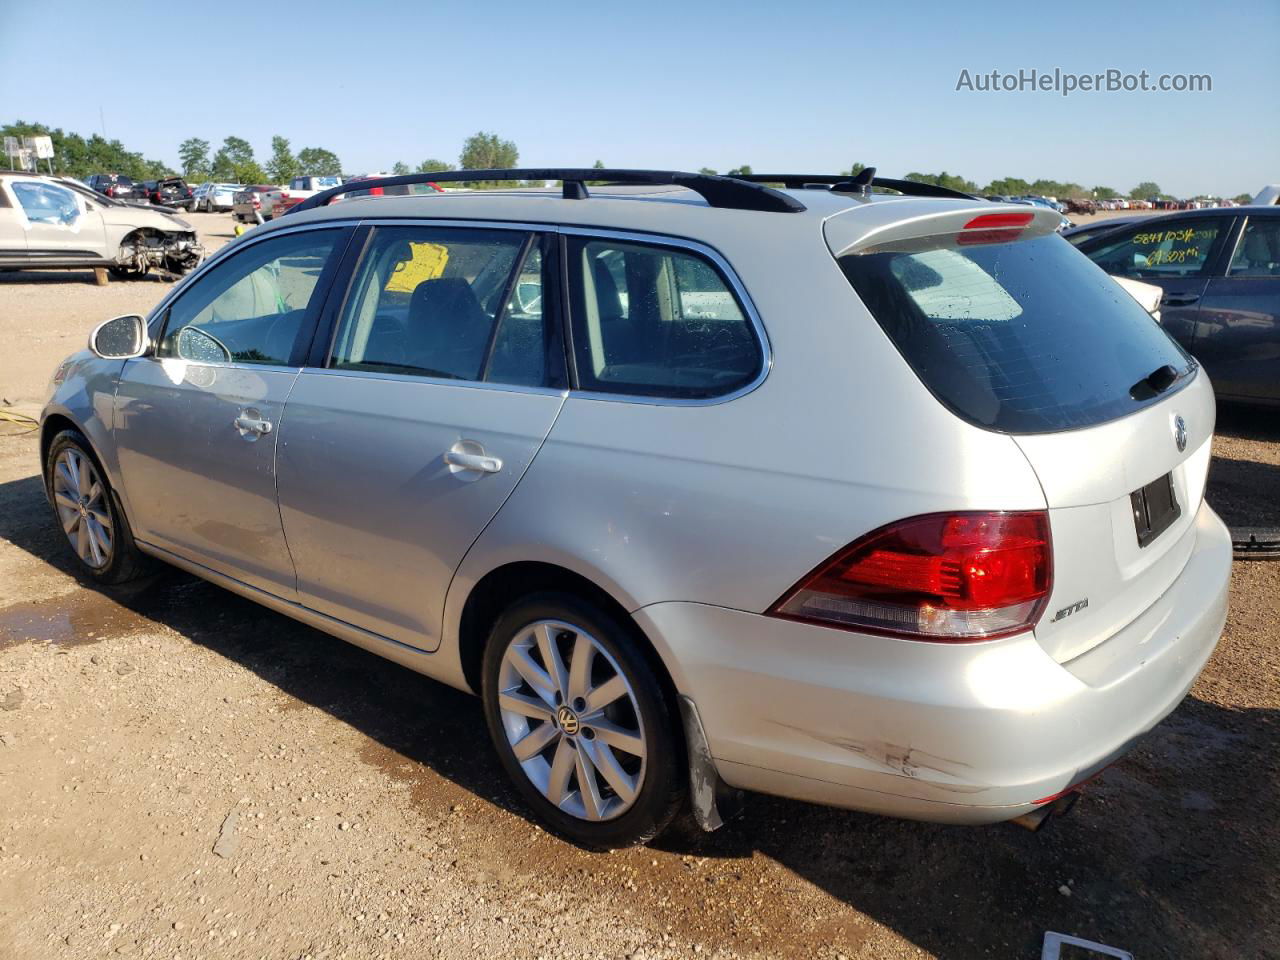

{"left": 41, "top": 168, "right": 1231, "bottom": 848}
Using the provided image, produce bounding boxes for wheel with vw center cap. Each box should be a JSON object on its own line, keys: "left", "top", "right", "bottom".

{"left": 481, "top": 592, "right": 685, "bottom": 848}
{"left": 44, "top": 429, "right": 151, "bottom": 585}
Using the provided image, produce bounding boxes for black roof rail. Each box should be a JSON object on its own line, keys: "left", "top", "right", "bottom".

{"left": 731, "top": 172, "right": 978, "bottom": 201}
{"left": 286, "top": 168, "right": 807, "bottom": 216}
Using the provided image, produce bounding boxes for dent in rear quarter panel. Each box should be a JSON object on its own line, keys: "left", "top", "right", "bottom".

{"left": 444, "top": 225, "right": 1047, "bottom": 681}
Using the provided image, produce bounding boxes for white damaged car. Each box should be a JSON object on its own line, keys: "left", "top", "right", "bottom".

{"left": 0, "top": 171, "right": 203, "bottom": 279}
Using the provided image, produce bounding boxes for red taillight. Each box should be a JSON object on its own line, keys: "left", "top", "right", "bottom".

{"left": 958, "top": 211, "right": 1035, "bottom": 246}
{"left": 768, "top": 511, "right": 1052, "bottom": 641}
{"left": 106, "top": 185, "right": 116, "bottom": 197}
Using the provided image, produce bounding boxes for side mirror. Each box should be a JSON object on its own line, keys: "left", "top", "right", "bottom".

{"left": 88, "top": 314, "right": 148, "bottom": 359}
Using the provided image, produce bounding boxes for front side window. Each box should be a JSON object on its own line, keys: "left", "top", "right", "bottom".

{"left": 1081, "top": 217, "right": 1229, "bottom": 279}
{"left": 157, "top": 229, "right": 341, "bottom": 365}
{"left": 1227, "top": 218, "right": 1280, "bottom": 276}
{"left": 565, "top": 237, "right": 762, "bottom": 399}
{"left": 329, "top": 226, "right": 559, "bottom": 388}
{"left": 11, "top": 181, "right": 79, "bottom": 226}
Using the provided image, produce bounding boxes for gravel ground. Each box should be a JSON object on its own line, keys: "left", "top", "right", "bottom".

{"left": 1, "top": 210, "right": 1277, "bottom": 960}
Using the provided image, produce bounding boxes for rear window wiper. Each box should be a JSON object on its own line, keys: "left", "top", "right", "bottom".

{"left": 1129, "top": 363, "right": 1179, "bottom": 400}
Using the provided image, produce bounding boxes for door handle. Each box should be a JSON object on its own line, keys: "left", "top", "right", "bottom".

{"left": 1161, "top": 294, "right": 1200, "bottom": 307}
{"left": 444, "top": 450, "right": 502, "bottom": 474}
{"left": 233, "top": 415, "right": 273, "bottom": 435}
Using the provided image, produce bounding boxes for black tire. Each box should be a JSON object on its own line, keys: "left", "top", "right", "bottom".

{"left": 481, "top": 591, "right": 686, "bottom": 849}
{"left": 45, "top": 429, "right": 152, "bottom": 585}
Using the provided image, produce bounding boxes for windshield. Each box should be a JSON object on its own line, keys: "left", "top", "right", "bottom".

{"left": 839, "top": 233, "right": 1195, "bottom": 433}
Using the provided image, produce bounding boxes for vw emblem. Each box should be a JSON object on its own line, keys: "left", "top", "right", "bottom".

{"left": 556, "top": 705, "right": 581, "bottom": 736}
{"left": 1172, "top": 414, "right": 1188, "bottom": 453}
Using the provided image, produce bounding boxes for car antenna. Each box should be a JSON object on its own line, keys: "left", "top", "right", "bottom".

{"left": 829, "top": 166, "right": 877, "bottom": 197}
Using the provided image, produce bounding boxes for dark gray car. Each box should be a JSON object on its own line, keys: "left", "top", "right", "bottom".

{"left": 1077, "top": 207, "right": 1280, "bottom": 405}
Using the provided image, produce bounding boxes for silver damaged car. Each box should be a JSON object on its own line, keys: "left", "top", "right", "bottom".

{"left": 40, "top": 168, "right": 1231, "bottom": 848}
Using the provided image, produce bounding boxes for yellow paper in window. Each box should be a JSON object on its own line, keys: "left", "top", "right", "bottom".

{"left": 384, "top": 242, "right": 450, "bottom": 293}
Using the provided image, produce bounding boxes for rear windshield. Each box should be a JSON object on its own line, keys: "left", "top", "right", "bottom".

{"left": 839, "top": 233, "right": 1194, "bottom": 433}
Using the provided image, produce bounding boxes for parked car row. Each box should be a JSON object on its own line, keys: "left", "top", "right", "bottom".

{"left": 231, "top": 175, "right": 344, "bottom": 226}
{"left": 83, "top": 173, "right": 195, "bottom": 210}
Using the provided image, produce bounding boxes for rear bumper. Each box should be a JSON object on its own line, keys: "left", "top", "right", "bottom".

{"left": 634, "top": 501, "right": 1231, "bottom": 824}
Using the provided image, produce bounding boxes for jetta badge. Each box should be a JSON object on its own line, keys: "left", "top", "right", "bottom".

{"left": 1172, "top": 414, "right": 1188, "bottom": 453}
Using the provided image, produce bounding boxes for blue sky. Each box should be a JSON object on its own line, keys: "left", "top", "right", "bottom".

{"left": 2, "top": 0, "right": 1276, "bottom": 197}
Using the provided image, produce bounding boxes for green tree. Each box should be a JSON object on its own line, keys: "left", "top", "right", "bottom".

{"left": 726, "top": 165, "right": 753, "bottom": 177}
{"left": 903, "top": 171, "right": 979, "bottom": 194}
{"left": 1233, "top": 193, "right": 1253, "bottom": 205}
{"left": 211, "top": 136, "right": 264, "bottom": 183}
{"left": 984, "top": 176, "right": 1031, "bottom": 196}
{"left": 296, "top": 146, "right": 342, "bottom": 176}
{"left": 1, "top": 120, "right": 171, "bottom": 180}
{"left": 266, "top": 135, "right": 300, "bottom": 183}
{"left": 417, "top": 158, "right": 455, "bottom": 174}
{"left": 1092, "top": 185, "right": 1121, "bottom": 200}
{"left": 391, "top": 161, "right": 410, "bottom": 175}
{"left": 697, "top": 167, "right": 718, "bottom": 175}
{"left": 177, "top": 138, "right": 210, "bottom": 180}
{"left": 1130, "top": 181, "right": 1164, "bottom": 200}
{"left": 1027, "top": 179, "right": 1086, "bottom": 199}
{"left": 846, "top": 162, "right": 868, "bottom": 177}
{"left": 458, "top": 131, "right": 519, "bottom": 187}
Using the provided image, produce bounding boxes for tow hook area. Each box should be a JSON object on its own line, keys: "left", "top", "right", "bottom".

{"left": 678, "top": 695, "right": 744, "bottom": 832}
{"left": 1010, "top": 789, "right": 1083, "bottom": 832}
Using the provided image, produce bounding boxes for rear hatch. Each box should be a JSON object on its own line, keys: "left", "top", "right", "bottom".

{"left": 827, "top": 202, "right": 1212, "bottom": 662}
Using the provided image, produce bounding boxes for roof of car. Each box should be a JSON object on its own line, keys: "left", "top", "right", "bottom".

{"left": 266, "top": 182, "right": 981, "bottom": 233}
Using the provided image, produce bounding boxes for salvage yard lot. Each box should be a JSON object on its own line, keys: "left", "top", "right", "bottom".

{"left": 0, "top": 212, "right": 1277, "bottom": 959}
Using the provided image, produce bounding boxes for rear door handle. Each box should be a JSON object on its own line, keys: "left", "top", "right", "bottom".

{"left": 444, "top": 450, "right": 502, "bottom": 474}
{"left": 1161, "top": 294, "right": 1200, "bottom": 306}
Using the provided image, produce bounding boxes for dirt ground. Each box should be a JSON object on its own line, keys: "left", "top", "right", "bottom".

{"left": 1, "top": 210, "right": 1278, "bottom": 960}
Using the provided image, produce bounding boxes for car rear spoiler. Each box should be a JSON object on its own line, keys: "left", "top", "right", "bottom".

{"left": 825, "top": 204, "right": 1066, "bottom": 257}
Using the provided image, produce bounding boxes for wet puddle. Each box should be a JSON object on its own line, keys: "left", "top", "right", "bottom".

{"left": 0, "top": 576, "right": 214, "bottom": 650}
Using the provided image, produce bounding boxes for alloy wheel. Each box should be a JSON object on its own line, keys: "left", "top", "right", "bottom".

{"left": 51, "top": 448, "right": 113, "bottom": 569}
{"left": 497, "top": 619, "right": 647, "bottom": 822}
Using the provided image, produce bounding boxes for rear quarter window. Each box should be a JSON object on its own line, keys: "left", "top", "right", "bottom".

{"left": 839, "top": 233, "right": 1195, "bottom": 433}
{"left": 564, "top": 236, "right": 763, "bottom": 400}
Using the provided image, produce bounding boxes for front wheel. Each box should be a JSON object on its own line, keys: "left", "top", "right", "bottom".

{"left": 481, "top": 592, "right": 685, "bottom": 849}
{"left": 45, "top": 430, "right": 151, "bottom": 585}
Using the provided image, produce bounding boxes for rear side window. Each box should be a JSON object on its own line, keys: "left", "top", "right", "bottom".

{"left": 839, "top": 233, "right": 1195, "bottom": 433}
{"left": 1227, "top": 218, "right": 1280, "bottom": 276}
{"left": 565, "top": 236, "right": 762, "bottom": 399}
{"left": 328, "top": 226, "right": 562, "bottom": 389}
